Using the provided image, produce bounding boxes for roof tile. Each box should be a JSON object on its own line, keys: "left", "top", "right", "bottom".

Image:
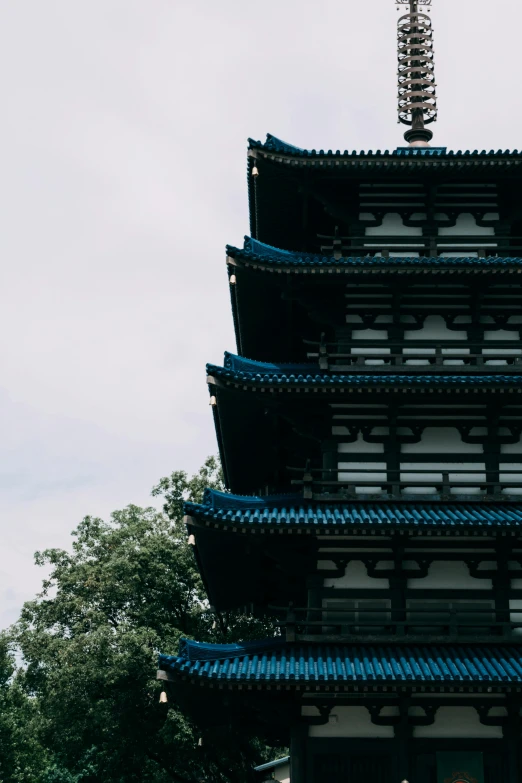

{"left": 207, "top": 352, "right": 522, "bottom": 389}
{"left": 249, "top": 134, "right": 521, "bottom": 160}
{"left": 185, "top": 490, "right": 522, "bottom": 531}
{"left": 227, "top": 236, "right": 522, "bottom": 269}
{"left": 159, "top": 639, "right": 522, "bottom": 685}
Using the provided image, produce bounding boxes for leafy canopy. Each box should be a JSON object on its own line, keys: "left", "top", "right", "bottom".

{"left": 10, "top": 457, "right": 278, "bottom": 783}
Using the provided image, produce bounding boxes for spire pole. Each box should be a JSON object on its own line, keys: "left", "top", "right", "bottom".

{"left": 396, "top": 0, "right": 437, "bottom": 146}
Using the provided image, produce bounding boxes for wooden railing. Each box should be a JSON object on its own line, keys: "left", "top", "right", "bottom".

{"left": 317, "top": 235, "right": 522, "bottom": 258}
{"left": 304, "top": 340, "right": 522, "bottom": 372}
{"left": 272, "top": 605, "right": 522, "bottom": 643}
{"left": 288, "top": 466, "right": 522, "bottom": 502}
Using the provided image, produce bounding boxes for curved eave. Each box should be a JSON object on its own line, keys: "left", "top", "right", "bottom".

{"left": 159, "top": 641, "right": 522, "bottom": 692}
{"left": 248, "top": 135, "right": 522, "bottom": 167}
{"left": 160, "top": 671, "right": 522, "bottom": 694}
{"left": 227, "top": 246, "right": 522, "bottom": 276}
{"left": 184, "top": 504, "right": 314, "bottom": 610}
{"left": 185, "top": 499, "right": 522, "bottom": 538}
{"left": 208, "top": 357, "right": 522, "bottom": 494}
{"left": 207, "top": 364, "right": 522, "bottom": 392}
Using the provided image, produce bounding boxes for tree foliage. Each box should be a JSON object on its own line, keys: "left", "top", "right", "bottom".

{"left": 0, "top": 633, "right": 50, "bottom": 782}
{"left": 6, "top": 457, "right": 278, "bottom": 783}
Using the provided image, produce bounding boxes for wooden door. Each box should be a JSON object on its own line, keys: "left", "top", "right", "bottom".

{"left": 313, "top": 753, "right": 392, "bottom": 783}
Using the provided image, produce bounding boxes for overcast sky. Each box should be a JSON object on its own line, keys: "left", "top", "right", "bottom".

{"left": 1, "top": 0, "right": 520, "bottom": 629}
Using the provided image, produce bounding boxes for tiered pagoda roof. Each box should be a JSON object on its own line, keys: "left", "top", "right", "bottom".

{"left": 161, "top": 131, "right": 522, "bottom": 730}
{"left": 159, "top": 638, "right": 522, "bottom": 690}
{"left": 228, "top": 237, "right": 522, "bottom": 359}
{"left": 209, "top": 353, "right": 522, "bottom": 389}
{"left": 208, "top": 354, "right": 522, "bottom": 494}
{"left": 249, "top": 134, "right": 522, "bottom": 162}
{"left": 186, "top": 490, "right": 522, "bottom": 611}
{"left": 246, "top": 135, "right": 522, "bottom": 249}
{"left": 187, "top": 489, "right": 522, "bottom": 534}
{"left": 228, "top": 237, "right": 522, "bottom": 272}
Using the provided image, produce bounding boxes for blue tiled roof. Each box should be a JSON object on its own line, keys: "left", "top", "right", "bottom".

{"left": 159, "top": 639, "right": 522, "bottom": 685}
{"left": 207, "top": 353, "right": 522, "bottom": 389}
{"left": 249, "top": 134, "right": 522, "bottom": 160}
{"left": 227, "top": 237, "right": 522, "bottom": 269}
{"left": 185, "top": 489, "right": 522, "bottom": 532}
{"left": 255, "top": 757, "right": 290, "bottom": 773}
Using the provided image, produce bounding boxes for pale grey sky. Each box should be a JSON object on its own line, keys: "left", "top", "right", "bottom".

{"left": 0, "top": 0, "right": 519, "bottom": 628}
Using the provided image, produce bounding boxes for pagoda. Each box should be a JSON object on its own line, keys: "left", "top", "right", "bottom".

{"left": 159, "top": 2, "right": 522, "bottom": 781}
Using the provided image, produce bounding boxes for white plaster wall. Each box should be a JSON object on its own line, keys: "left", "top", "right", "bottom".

{"left": 438, "top": 213, "right": 496, "bottom": 257}
{"left": 400, "top": 428, "right": 484, "bottom": 495}
{"left": 364, "top": 213, "right": 422, "bottom": 257}
{"left": 302, "top": 706, "right": 394, "bottom": 738}
{"left": 322, "top": 560, "right": 389, "bottom": 589}
{"left": 337, "top": 432, "right": 386, "bottom": 490}
{"left": 337, "top": 433, "right": 384, "bottom": 453}
{"left": 407, "top": 560, "right": 492, "bottom": 590}
{"left": 438, "top": 213, "right": 495, "bottom": 237}
{"left": 484, "top": 329, "right": 519, "bottom": 342}
{"left": 365, "top": 213, "right": 422, "bottom": 236}
{"left": 483, "top": 328, "right": 521, "bottom": 366}
{"left": 501, "top": 437, "right": 522, "bottom": 453}
{"left": 404, "top": 315, "right": 468, "bottom": 343}
{"left": 413, "top": 707, "right": 502, "bottom": 738}
{"left": 499, "top": 462, "right": 522, "bottom": 495}
{"left": 274, "top": 764, "right": 289, "bottom": 783}
{"left": 509, "top": 599, "right": 522, "bottom": 637}
{"left": 337, "top": 428, "right": 488, "bottom": 495}
{"left": 345, "top": 314, "right": 395, "bottom": 325}
{"left": 402, "top": 427, "right": 482, "bottom": 454}
{"left": 338, "top": 464, "right": 387, "bottom": 485}
{"left": 350, "top": 328, "right": 388, "bottom": 342}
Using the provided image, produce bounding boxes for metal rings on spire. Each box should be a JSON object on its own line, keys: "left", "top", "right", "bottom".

{"left": 397, "top": 5, "right": 437, "bottom": 129}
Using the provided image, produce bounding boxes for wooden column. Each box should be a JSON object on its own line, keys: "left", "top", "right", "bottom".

{"left": 395, "top": 699, "right": 412, "bottom": 782}
{"left": 290, "top": 722, "right": 308, "bottom": 783}
{"left": 504, "top": 700, "right": 521, "bottom": 783}
{"left": 322, "top": 438, "right": 338, "bottom": 483}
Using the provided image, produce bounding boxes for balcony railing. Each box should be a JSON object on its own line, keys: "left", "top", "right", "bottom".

{"left": 288, "top": 466, "right": 522, "bottom": 502}
{"left": 272, "top": 605, "right": 522, "bottom": 643}
{"left": 317, "top": 235, "right": 522, "bottom": 258}
{"left": 305, "top": 339, "right": 522, "bottom": 373}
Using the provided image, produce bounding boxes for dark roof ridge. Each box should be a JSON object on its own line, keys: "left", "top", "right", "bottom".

{"left": 185, "top": 495, "right": 522, "bottom": 531}
{"left": 248, "top": 133, "right": 520, "bottom": 159}
{"left": 199, "top": 487, "right": 303, "bottom": 508}
{"left": 254, "top": 757, "right": 290, "bottom": 773}
{"left": 226, "top": 237, "right": 522, "bottom": 270}
{"left": 159, "top": 641, "right": 522, "bottom": 685}
{"left": 207, "top": 353, "right": 522, "bottom": 388}
{"left": 177, "top": 636, "right": 285, "bottom": 662}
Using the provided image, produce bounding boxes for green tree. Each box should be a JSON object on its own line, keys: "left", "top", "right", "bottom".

{"left": 0, "top": 633, "right": 49, "bottom": 783}
{"left": 13, "top": 458, "right": 277, "bottom": 783}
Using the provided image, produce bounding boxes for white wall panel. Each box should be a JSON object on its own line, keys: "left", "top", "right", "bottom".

{"left": 408, "top": 560, "right": 492, "bottom": 590}
{"left": 364, "top": 213, "right": 422, "bottom": 257}
{"left": 405, "top": 315, "right": 467, "bottom": 342}
{"left": 401, "top": 428, "right": 482, "bottom": 454}
{"left": 323, "top": 560, "right": 389, "bottom": 589}
{"left": 438, "top": 213, "right": 496, "bottom": 258}
{"left": 302, "top": 706, "right": 394, "bottom": 738}
{"left": 413, "top": 707, "right": 502, "bottom": 738}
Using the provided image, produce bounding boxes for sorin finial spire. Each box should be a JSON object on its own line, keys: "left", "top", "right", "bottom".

{"left": 396, "top": 0, "right": 437, "bottom": 146}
